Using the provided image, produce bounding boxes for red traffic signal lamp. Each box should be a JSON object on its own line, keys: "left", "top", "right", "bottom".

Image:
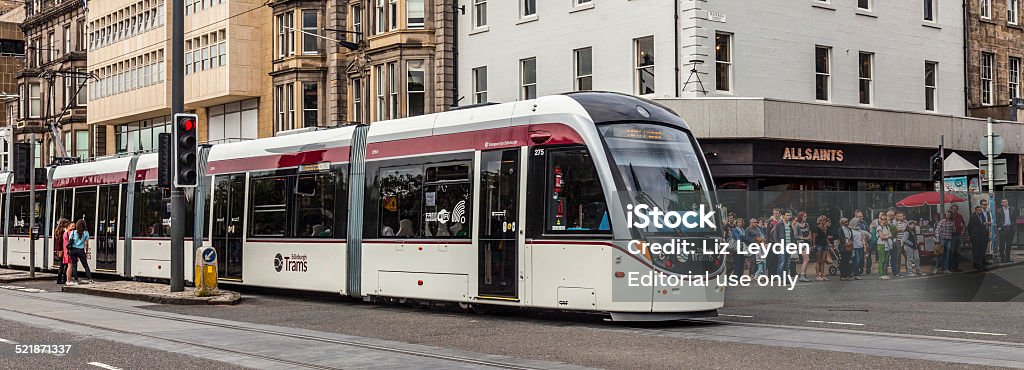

{"left": 173, "top": 113, "right": 199, "bottom": 187}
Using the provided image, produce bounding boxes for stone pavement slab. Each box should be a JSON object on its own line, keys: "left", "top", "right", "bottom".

{"left": 61, "top": 281, "right": 240, "bottom": 305}
{"left": 0, "top": 268, "right": 56, "bottom": 283}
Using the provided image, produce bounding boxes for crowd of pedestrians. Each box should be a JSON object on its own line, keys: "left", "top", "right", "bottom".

{"left": 724, "top": 200, "right": 1018, "bottom": 281}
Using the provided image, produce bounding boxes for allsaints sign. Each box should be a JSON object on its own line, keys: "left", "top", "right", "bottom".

{"left": 782, "top": 147, "right": 844, "bottom": 162}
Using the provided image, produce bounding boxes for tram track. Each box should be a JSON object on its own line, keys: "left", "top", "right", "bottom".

{"left": 0, "top": 289, "right": 547, "bottom": 370}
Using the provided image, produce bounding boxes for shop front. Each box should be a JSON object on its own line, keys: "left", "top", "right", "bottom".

{"left": 701, "top": 139, "right": 1020, "bottom": 192}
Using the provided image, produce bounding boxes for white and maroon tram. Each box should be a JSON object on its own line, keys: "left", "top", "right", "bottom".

{"left": 1, "top": 92, "right": 725, "bottom": 320}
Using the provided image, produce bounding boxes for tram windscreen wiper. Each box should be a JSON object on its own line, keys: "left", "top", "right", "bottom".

{"left": 628, "top": 163, "right": 692, "bottom": 238}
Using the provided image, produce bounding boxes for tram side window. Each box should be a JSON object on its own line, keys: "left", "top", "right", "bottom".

{"left": 378, "top": 166, "right": 423, "bottom": 238}
{"left": 10, "top": 193, "right": 41, "bottom": 236}
{"left": 250, "top": 174, "right": 289, "bottom": 237}
{"left": 72, "top": 187, "right": 98, "bottom": 233}
{"left": 133, "top": 182, "right": 170, "bottom": 237}
{"left": 292, "top": 172, "right": 339, "bottom": 238}
{"left": 422, "top": 163, "right": 472, "bottom": 239}
{"left": 53, "top": 189, "right": 73, "bottom": 224}
{"left": 544, "top": 147, "right": 609, "bottom": 234}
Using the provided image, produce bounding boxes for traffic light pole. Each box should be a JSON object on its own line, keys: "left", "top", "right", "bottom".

{"left": 169, "top": 0, "right": 185, "bottom": 292}
{"left": 939, "top": 135, "right": 945, "bottom": 216}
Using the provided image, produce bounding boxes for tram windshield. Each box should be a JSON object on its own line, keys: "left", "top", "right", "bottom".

{"left": 599, "top": 123, "right": 717, "bottom": 235}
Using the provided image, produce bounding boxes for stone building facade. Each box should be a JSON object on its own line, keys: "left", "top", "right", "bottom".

{"left": 269, "top": 0, "right": 455, "bottom": 129}
{"left": 966, "top": 0, "right": 1024, "bottom": 119}
{"left": 16, "top": 0, "right": 92, "bottom": 165}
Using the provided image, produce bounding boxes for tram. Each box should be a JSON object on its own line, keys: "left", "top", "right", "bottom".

{"left": 0, "top": 92, "right": 725, "bottom": 320}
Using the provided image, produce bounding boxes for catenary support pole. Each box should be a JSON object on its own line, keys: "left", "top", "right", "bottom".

{"left": 169, "top": 0, "right": 185, "bottom": 292}
{"left": 987, "top": 117, "right": 996, "bottom": 257}
{"left": 28, "top": 133, "right": 35, "bottom": 278}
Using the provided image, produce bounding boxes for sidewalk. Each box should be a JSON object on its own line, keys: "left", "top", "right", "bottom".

{"left": 61, "top": 280, "right": 241, "bottom": 305}
{"left": 0, "top": 267, "right": 56, "bottom": 283}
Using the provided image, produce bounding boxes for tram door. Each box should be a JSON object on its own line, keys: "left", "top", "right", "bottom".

{"left": 95, "top": 185, "right": 119, "bottom": 271}
{"left": 478, "top": 149, "right": 520, "bottom": 299}
{"left": 212, "top": 173, "right": 245, "bottom": 280}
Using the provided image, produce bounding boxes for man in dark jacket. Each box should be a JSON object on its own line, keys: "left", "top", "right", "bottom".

{"left": 968, "top": 205, "right": 989, "bottom": 271}
{"left": 995, "top": 199, "right": 1017, "bottom": 263}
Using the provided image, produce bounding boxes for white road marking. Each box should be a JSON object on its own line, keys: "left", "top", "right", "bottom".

{"left": 719, "top": 314, "right": 755, "bottom": 318}
{"left": 17, "top": 288, "right": 46, "bottom": 293}
{"left": 807, "top": 320, "right": 865, "bottom": 326}
{"left": 933, "top": 329, "right": 1007, "bottom": 336}
{"left": 87, "top": 362, "right": 123, "bottom": 370}
{"left": 0, "top": 338, "right": 18, "bottom": 344}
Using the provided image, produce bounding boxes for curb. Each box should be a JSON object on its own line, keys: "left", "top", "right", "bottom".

{"left": 61, "top": 285, "right": 241, "bottom": 305}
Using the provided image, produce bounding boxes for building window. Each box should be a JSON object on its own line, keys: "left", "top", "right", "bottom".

{"left": 64, "top": 76, "right": 73, "bottom": 108}
{"left": 207, "top": 99, "right": 259, "bottom": 144}
{"left": 982, "top": 0, "right": 992, "bottom": 19}
{"left": 522, "top": 0, "right": 537, "bottom": 17}
{"left": 47, "top": 32, "right": 54, "bottom": 62}
{"left": 388, "top": 62, "right": 398, "bottom": 118}
{"left": 715, "top": 33, "right": 732, "bottom": 92}
{"left": 1011, "top": 57, "right": 1021, "bottom": 101}
{"left": 859, "top": 52, "right": 873, "bottom": 105}
{"left": 472, "top": 66, "right": 488, "bottom": 103}
{"left": 77, "top": 68, "right": 88, "bottom": 105}
{"left": 114, "top": 116, "right": 170, "bottom": 154}
{"left": 389, "top": 0, "right": 398, "bottom": 31}
{"left": 302, "top": 10, "right": 318, "bottom": 54}
{"left": 815, "top": 46, "right": 831, "bottom": 101}
{"left": 925, "top": 61, "right": 937, "bottom": 111}
{"left": 352, "top": 6, "right": 363, "bottom": 42}
{"left": 28, "top": 84, "right": 41, "bottom": 118}
{"left": 574, "top": 48, "right": 592, "bottom": 91}
{"left": 76, "top": 19, "right": 85, "bottom": 51}
{"left": 277, "top": 12, "right": 294, "bottom": 58}
{"left": 75, "top": 130, "right": 89, "bottom": 160}
{"left": 1011, "top": 0, "right": 1019, "bottom": 24}
{"left": 275, "top": 83, "right": 295, "bottom": 132}
{"left": 520, "top": 57, "right": 537, "bottom": 100}
{"left": 407, "top": 60, "right": 425, "bottom": 116}
{"left": 352, "top": 78, "right": 363, "bottom": 123}
{"left": 63, "top": 25, "right": 71, "bottom": 55}
{"left": 858, "top": 0, "right": 872, "bottom": 11}
{"left": 982, "top": 52, "right": 994, "bottom": 105}
{"left": 635, "top": 36, "right": 655, "bottom": 95}
{"left": 376, "top": 0, "right": 386, "bottom": 34}
{"left": 302, "top": 82, "right": 318, "bottom": 127}
{"left": 474, "top": 0, "right": 487, "bottom": 28}
{"left": 375, "top": 65, "right": 386, "bottom": 121}
{"left": 924, "top": 0, "right": 936, "bottom": 21}
{"left": 408, "top": 0, "right": 425, "bottom": 29}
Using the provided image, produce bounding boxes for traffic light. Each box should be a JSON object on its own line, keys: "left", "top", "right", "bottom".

{"left": 173, "top": 113, "right": 199, "bottom": 187}
{"left": 12, "top": 142, "right": 29, "bottom": 184}
{"left": 157, "top": 132, "right": 172, "bottom": 188}
{"left": 929, "top": 153, "right": 944, "bottom": 182}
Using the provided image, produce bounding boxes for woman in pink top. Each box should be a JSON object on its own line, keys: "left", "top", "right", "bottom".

{"left": 64, "top": 222, "right": 75, "bottom": 285}
{"left": 53, "top": 218, "right": 70, "bottom": 284}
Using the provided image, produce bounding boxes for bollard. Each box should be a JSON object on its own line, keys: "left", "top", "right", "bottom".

{"left": 193, "top": 246, "right": 219, "bottom": 297}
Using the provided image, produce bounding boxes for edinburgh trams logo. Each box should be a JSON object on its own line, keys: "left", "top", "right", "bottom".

{"left": 274, "top": 253, "right": 309, "bottom": 273}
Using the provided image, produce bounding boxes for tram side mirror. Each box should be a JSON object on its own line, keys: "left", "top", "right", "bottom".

{"left": 295, "top": 175, "right": 317, "bottom": 197}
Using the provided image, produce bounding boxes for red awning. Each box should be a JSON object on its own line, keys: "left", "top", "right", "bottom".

{"left": 896, "top": 192, "right": 965, "bottom": 207}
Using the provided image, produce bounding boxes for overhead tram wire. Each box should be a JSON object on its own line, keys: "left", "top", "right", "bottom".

{"left": 86, "top": 0, "right": 271, "bottom": 69}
